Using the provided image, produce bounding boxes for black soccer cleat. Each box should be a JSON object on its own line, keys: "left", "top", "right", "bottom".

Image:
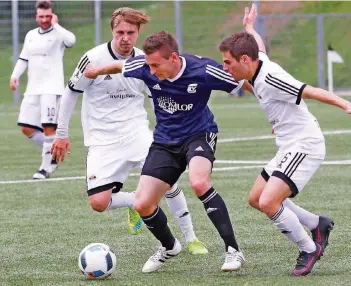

{"left": 291, "top": 243, "right": 323, "bottom": 276}
{"left": 311, "top": 216, "right": 334, "bottom": 251}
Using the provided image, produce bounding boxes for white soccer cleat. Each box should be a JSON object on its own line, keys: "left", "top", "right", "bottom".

{"left": 221, "top": 246, "right": 245, "bottom": 272}
{"left": 142, "top": 239, "right": 182, "bottom": 273}
{"left": 33, "top": 169, "right": 50, "bottom": 179}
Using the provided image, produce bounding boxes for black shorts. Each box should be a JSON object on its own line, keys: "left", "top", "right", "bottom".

{"left": 141, "top": 132, "right": 217, "bottom": 186}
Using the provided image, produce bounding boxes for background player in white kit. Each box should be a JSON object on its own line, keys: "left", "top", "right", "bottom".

{"left": 219, "top": 4, "right": 351, "bottom": 276}
{"left": 9, "top": 1, "right": 76, "bottom": 180}
{"left": 51, "top": 7, "right": 208, "bottom": 255}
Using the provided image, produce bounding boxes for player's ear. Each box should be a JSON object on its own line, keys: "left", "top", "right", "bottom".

{"left": 241, "top": 55, "right": 250, "bottom": 64}
{"left": 171, "top": 52, "right": 178, "bottom": 63}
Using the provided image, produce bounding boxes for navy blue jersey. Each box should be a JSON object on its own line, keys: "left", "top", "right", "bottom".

{"left": 122, "top": 54, "right": 243, "bottom": 144}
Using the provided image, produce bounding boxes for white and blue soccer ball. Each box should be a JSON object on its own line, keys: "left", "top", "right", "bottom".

{"left": 78, "top": 243, "right": 116, "bottom": 279}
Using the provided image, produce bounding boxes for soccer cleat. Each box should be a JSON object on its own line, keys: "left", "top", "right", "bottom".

{"left": 311, "top": 216, "right": 334, "bottom": 251}
{"left": 33, "top": 169, "right": 50, "bottom": 179}
{"left": 221, "top": 246, "right": 245, "bottom": 272}
{"left": 187, "top": 239, "right": 208, "bottom": 255}
{"left": 128, "top": 208, "right": 143, "bottom": 235}
{"left": 291, "top": 243, "right": 323, "bottom": 276}
{"left": 142, "top": 239, "right": 182, "bottom": 273}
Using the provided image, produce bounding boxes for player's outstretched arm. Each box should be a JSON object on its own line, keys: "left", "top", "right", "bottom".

{"left": 51, "top": 86, "right": 78, "bottom": 162}
{"left": 243, "top": 3, "right": 267, "bottom": 54}
{"left": 302, "top": 85, "right": 351, "bottom": 114}
{"left": 84, "top": 61, "right": 124, "bottom": 79}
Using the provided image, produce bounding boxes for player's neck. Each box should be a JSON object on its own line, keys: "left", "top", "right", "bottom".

{"left": 169, "top": 57, "right": 183, "bottom": 79}
{"left": 248, "top": 60, "right": 260, "bottom": 81}
{"left": 39, "top": 25, "right": 53, "bottom": 32}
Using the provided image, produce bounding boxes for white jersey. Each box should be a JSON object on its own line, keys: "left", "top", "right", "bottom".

{"left": 68, "top": 42, "right": 150, "bottom": 147}
{"left": 19, "top": 24, "right": 75, "bottom": 96}
{"left": 250, "top": 52, "right": 324, "bottom": 149}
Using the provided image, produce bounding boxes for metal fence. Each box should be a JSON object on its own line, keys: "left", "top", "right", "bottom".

{"left": 3, "top": 1, "right": 351, "bottom": 103}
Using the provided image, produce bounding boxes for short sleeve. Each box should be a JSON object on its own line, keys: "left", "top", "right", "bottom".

{"left": 122, "top": 55, "right": 147, "bottom": 80}
{"left": 19, "top": 33, "right": 30, "bottom": 61}
{"left": 67, "top": 53, "right": 93, "bottom": 93}
{"left": 264, "top": 70, "right": 306, "bottom": 105}
{"left": 205, "top": 59, "right": 243, "bottom": 93}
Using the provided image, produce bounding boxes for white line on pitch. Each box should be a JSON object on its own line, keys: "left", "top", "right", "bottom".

{"left": 218, "top": 129, "right": 351, "bottom": 143}
{"left": 216, "top": 159, "right": 351, "bottom": 165}
{"left": 0, "top": 165, "right": 263, "bottom": 185}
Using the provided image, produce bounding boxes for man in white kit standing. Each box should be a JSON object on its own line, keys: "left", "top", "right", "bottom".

{"left": 10, "top": 1, "right": 76, "bottom": 179}
{"left": 51, "top": 7, "right": 208, "bottom": 254}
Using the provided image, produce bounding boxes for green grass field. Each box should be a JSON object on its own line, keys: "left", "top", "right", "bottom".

{"left": 0, "top": 95, "right": 350, "bottom": 285}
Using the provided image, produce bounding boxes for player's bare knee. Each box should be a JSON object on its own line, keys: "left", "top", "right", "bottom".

{"left": 258, "top": 197, "right": 274, "bottom": 216}
{"left": 134, "top": 200, "right": 154, "bottom": 216}
{"left": 189, "top": 177, "right": 211, "bottom": 196}
{"left": 248, "top": 194, "right": 260, "bottom": 210}
{"left": 21, "top": 126, "right": 35, "bottom": 137}
{"left": 89, "top": 196, "right": 110, "bottom": 212}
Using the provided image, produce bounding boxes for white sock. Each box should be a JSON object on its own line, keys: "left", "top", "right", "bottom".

{"left": 107, "top": 190, "right": 135, "bottom": 210}
{"left": 40, "top": 135, "right": 54, "bottom": 171}
{"left": 165, "top": 184, "right": 196, "bottom": 243}
{"left": 28, "top": 130, "right": 44, "bottom": 147}
{"left": 283, "top": 199, "right": 319, "bottom": 230}
{"left": 271, "top": 205, "right": 316, "bottom": 253}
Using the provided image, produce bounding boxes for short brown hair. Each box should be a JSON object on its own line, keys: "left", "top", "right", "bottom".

{"left": 110, "top": 7, "right": 150, "bottom": 30}
{"left": 219, "top": 32, "right": 259, "bottom": 61}
{"left": 142, "top": 31, "right": 179, "bottom": 59}
{"left": 35, "top": 1, "right": 53, "bottom": 10}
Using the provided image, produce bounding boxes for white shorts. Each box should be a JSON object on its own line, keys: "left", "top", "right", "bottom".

{"left": 86, "top": 130, "right": 153, "bottom": 195}
{"left": 18, "top": 94, "right": 61, "bottom": 131}
{"left": 262, "top": 139, "right": 325, "bottom": 197}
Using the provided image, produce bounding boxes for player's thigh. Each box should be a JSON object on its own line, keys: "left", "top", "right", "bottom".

{"left": 272, "top": 150, "right": 324, "bottom": 198}
{"left": 134, "top": 175, "right": 170, "bottom": 215}
{"left": 141, "top": 143, "right": 184, "bottom": 187}
{"left": 86, "top": 145, "right": 133, "bottom": 196}
{"left": 186, "top": 132, "right": 217, "bottom": 194}
{"left": 40, "top": 94, "right": 60, "bottom": 126}
{"left": 17, "top": 94, "right": 42, "bottom": 131}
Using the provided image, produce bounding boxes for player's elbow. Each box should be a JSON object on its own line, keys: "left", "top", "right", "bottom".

{"left": 64, "top": 34, "right": 76, "bottom": 48}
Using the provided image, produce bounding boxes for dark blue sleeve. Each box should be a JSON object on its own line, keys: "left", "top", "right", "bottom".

{"left": 204, "top": 58, "right": 243, "bottom": 93}
{"left": 122, "top": 55, "right": 147, "bottom": 80}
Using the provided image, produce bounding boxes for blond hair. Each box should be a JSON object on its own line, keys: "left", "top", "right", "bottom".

{"left": 110, "top": 7, "right": 150, "bottom": 30}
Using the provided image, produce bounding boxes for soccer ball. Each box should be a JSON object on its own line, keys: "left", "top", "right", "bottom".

{"left": 78, "top": 243, "right": 117, "bottom": 279}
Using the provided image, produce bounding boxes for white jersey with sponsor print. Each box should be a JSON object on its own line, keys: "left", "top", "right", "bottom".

{"left": 250, "top": 52, "right": 324, "bottom": 150}
{"left": 67, "top": 42, "right": 150, "bottom": 147}
{"left": 19, "top": 25, "right": 75, "bottom": 96}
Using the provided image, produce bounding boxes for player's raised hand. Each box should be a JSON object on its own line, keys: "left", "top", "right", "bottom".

{"left": 9, "top": 77, "right": 19, "bottom": 91}
{"left": 243, "top": 3, "right": 257, "bottom": 29}
{"left": 84, "top": 64, "right": 99, "bottom": 79}
{"left": 51, "top": 13, "right": 59, "bottom": 25}
{"left": 51, "top": 138, "right": 71, "bottom": 163}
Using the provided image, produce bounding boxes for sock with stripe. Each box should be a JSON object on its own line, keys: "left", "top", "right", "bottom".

{"left": 199, "top": 187, "right": 239, "bottom": 251}
{"left": 271, "top": 205, "right": 316, "bottom": 253}
{"left": 165, "top": 184, "right": 196, "bottom": 243}
{"left": 28, "top": 130, "right": 44, "bottom": 147}
{"left": 142, "top": 206, "right": 176, "bottom": 250}
{"left": 283, "top": 199, "right": 319, "bottom": 230}
{"left": 39, "top": 135, "right": 55, "bottom": 171}
{"left": 107, "top": 189, "right": 135, "bottom": 210}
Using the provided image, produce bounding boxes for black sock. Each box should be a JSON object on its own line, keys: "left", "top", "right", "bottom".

{"left": 199, "top": 187, "right": 239, "bottom": 251}
{"left": 142, "top": 206, "right": 175, "bottom": 250}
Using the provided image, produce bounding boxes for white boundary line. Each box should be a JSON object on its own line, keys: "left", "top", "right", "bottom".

{"left": 0, "top": 165, "right": 263, "bottom": 185}
{"left": 218, "top": 129, "right": 351, "bottom": 143}
{"left": 216, "top": 159, "right": 351, "bottom": 165}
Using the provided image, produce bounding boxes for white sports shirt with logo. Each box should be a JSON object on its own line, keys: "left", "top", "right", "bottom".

{"left": 250, "top": 52, "right": 324, "bottom": 150}
{"left": 68, "top": 43, "right": 150, "bottom": 147}
{"left": 19, "top": 25, "right": 75, "bottom": 96}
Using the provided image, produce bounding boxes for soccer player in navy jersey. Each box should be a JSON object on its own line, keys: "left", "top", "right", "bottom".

{"left": 84, "top": 31, "right": 247, "bottom": 273}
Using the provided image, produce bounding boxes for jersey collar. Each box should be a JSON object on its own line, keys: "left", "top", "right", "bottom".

{"left": 166, "top": 56, "right": 186, "bottom": 82}
{"left": 107, "top": 41, "right": 135, "bottom": 60}
{"left": 249, "top": 60, "right": 263, "bottom": 87}
{"left": 38, "top": 26, "right": 54, "bottom": 34}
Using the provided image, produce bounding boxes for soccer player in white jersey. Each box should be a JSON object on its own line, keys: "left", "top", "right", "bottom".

{"left": 219, "top": 4, "right": 351, "bottom": 276}
{"left": 9, "top": 1, "right": 76, "bottom": 180}
{"left": 51, "top": 7, "right": 207, "bottom": 255}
